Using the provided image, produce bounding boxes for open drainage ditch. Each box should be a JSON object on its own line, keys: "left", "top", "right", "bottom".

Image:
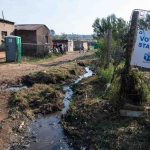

{"left": 11, "top": 67, "right": 93, "bottom": 150}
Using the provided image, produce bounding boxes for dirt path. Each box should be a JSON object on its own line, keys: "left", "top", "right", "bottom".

{"left": 0, "top": 52, "right": 92, "bottom": 86}
{"left": 0, "top": 52, "right": 5, "bottom": 58}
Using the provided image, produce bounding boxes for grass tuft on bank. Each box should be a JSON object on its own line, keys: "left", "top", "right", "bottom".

{"left": 9, "top": 84, "right": 64, "bottom": 117}
{"left": 22, "top": 62, "right": 84, "bottom": 86}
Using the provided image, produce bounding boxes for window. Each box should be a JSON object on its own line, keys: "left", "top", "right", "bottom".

{"left": 45, "top": 36, "right": 48, "bottom": 43}
{"left": 1, "top": 31, "right": 7, "bottom": 39}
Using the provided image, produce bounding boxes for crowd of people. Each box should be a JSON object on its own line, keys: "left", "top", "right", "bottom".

{"left": 53, "top": 43, "right": 67, "bottom": 54}
{"left": 50, "top": 43, "right": 86, "bottom": 54}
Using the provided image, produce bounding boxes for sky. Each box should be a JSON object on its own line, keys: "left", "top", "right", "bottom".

{"left": 0, "top": 0, "right": 150, "bottom": 34}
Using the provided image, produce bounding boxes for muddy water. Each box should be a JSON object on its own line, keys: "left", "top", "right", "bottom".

{"left": 27, "top": 67, "right": 93, "bottom": 150}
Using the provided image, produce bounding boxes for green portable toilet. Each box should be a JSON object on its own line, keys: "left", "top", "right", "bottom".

{"left": 4, "top": 36, "right": 22, "bottom": 63}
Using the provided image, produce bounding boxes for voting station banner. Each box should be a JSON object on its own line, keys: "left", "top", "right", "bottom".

{"left": 131, "top": 29, "right": 150, "bottom": 68}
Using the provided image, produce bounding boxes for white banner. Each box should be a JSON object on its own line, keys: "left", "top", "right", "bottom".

{"left": 131, "top": 29, "right": 150, "bottom": 68}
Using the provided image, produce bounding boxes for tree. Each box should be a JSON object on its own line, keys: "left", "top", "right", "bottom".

{"left": 93, "top": 14, "right": 128, "bottom": 67}
{"left": 53, "top": 33, "right": 67, "bottom": 40}
{"left": 93, "top": 14, "right": 128, "bottom": 47}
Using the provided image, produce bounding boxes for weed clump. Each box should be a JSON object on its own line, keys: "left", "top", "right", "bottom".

{"left": 10, "top": 84, "right": 64, "bottom": 116}
{"left": 62, "top": 66, "right": 150, "bottom": 149}
{"left": 104, "top": 65, "right": 150, "bottom": 107}
{"left": 22, "top": 71, "right": 69, "bottom": 85}
{"left": 119, "top": 68, "right": 150, "bottom": 105}
{"left": 97, "top": 65, "right": 114, "bottom": 84}
{"left": 22, "top": 63, "right": 84, "bottom": 86}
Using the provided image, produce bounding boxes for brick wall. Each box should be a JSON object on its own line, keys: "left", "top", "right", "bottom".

{"left": 0, "top": 22, "right": 14, "bottom": 45}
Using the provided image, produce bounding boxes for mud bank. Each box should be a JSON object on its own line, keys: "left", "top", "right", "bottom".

{"left": 0, "top": 62, "right": 86, "bottom": 150}
{"left": 62, "top": 70, "right": 150, "bottom": 149}
{"left": 9, "top": 67, "right": 93, "bottom": 150}
{"left": 22, "top": 63, "right": 84, "bottom": 86}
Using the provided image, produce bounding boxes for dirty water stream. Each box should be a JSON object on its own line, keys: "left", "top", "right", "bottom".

{"left": 23, "top": 67, "right": 92, "bottom": 150}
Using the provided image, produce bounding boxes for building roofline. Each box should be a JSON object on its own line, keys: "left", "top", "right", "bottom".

{"left": 0, "top": 18, "right": 14, "bottom": 25}
{"left": 37, "top": 24, "right": 50, "bottom": 31}
{"left": 15, "top": 24, "right": 50, "bottom": 31}
{"left": 52, "top": 40, "right": 68, "bottom": 42}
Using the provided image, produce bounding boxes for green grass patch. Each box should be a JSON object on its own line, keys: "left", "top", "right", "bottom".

{"left": 97, "top": 65, "right": 114, "bottom": 84}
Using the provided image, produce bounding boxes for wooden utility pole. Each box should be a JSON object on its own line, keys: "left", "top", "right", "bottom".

{"left": 120, "top": 10, "right": 140, "bottom": 105}
{"left": 125, "top": 10, "right": 139, "bottom": 72}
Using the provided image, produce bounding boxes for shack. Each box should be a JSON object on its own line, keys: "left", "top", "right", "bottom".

{"left": 52, "top": 40, "right": 74, "bottom": 53}
{"left": 73, "top": 40, "right": 89, "bottom": 51}
{"left": 15, "top": 24, "right": 52, "bottom": 57}
{"left": 0, "top": 18, "right": 14, "bottom": 50}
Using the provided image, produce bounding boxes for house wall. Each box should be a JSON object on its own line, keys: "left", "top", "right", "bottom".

{"left": 15, "top": 26, "right": 52, "bottom": 57}
{"left": 36, "top": 26, "right": 52, "bottom": 56}
{"left": 36, "top": 26, "right": 51, "bottom": 44}
{"left": 15, "top": 30, "right": 37, "bottom": 43}
{"left": 73, "top": 41, "right": 89, "bottom": 51}
{"left": 15, "top": 30, "right": 37, "bottom": 56}
{"left": 0, "top": 22, "right": 14, "bottom": 45}
{"left": 68, "top": 40, "right": 74, "bottom": 52}
{"left": 83, "top": 41, "right": 88, "bottom": 50}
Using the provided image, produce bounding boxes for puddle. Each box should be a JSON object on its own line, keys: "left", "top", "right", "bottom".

{"left": 27, "top": 67, "right": 93, "bottom": 150}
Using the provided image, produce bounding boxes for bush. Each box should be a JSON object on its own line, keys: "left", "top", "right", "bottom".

{"left": 98, "top": 65, "right": 114, "bottom": 84}
{"left": 95, "top": 39, "right": 106, "bottom": 61}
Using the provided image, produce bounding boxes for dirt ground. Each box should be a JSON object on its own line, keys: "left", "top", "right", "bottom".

{"left": 0, "top": 52, "right": 5, "bottom": 63}
{"left": 0, "top": 52, "right": 5, "bottom": 58}
{"left": 0, "top": 52, "right": 92, "bottom": 86}
{"left": 0, "top": 51, "right": 92, "bottom": 118}
{"left": 0, "top": 91, "right": 10, "bottom": 122}
{"left": 0, "top": 51, "right": 93, "bottom": 150}
{"left": 62, "top": 74, "right": 150, "bottom": 149}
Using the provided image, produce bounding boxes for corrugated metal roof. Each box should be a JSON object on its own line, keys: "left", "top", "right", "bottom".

{"left": 15, "top": 24, "right": 47, "bottom": 31}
